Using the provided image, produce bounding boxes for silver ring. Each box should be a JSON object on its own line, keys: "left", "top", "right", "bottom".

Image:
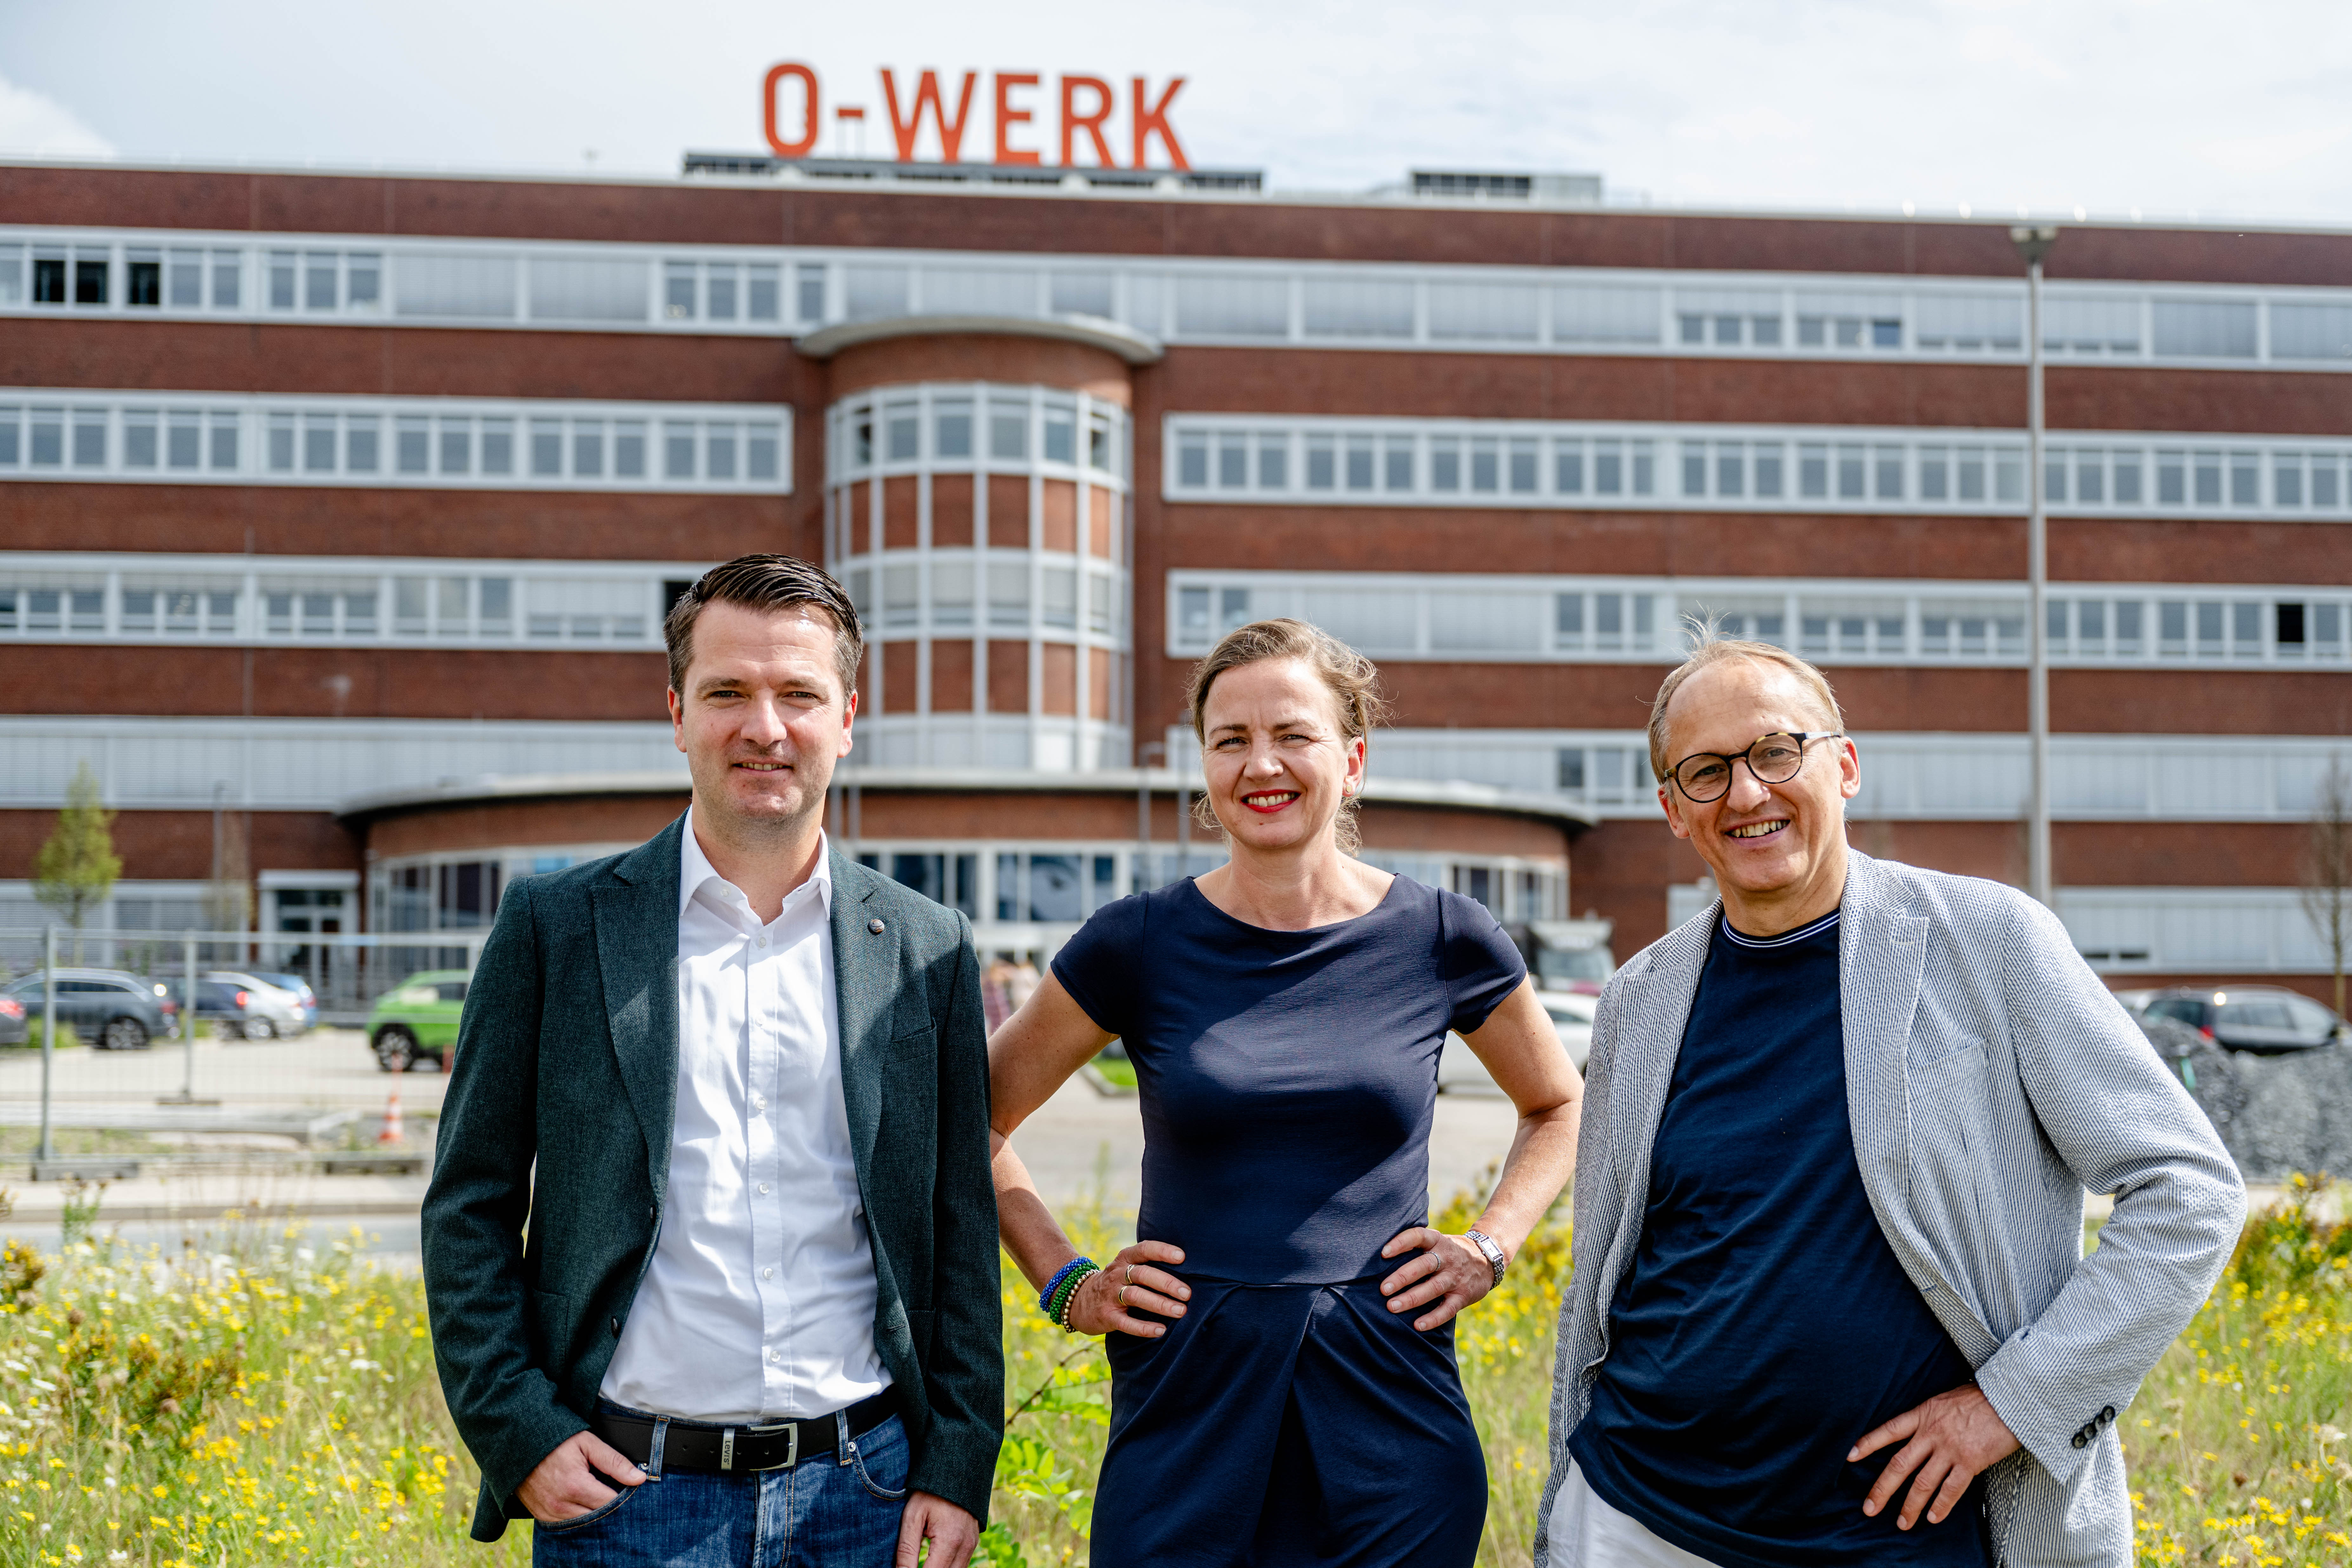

{"left": 1125, "top": 1264, "right": 1136, "bottom": 1285}
{"left": 1117, "top": 1283, "right": 1129, "bottom": 1307}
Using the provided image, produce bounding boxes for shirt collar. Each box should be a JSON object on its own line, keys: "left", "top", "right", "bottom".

{"left": 678, "top": 806, "right": 833, "bottom": 924}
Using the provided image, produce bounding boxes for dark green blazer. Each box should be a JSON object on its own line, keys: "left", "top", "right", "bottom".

{"left": 421, "top": 816, "right": 1002, "bottom": 1540}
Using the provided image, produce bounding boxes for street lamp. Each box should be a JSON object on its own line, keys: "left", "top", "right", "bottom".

{"left": 2011, "top": 224, "right": 2058, "bottom": 907}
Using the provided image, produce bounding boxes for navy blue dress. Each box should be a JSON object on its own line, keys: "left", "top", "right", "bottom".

{"left": 1052, "top": 876, "right": 1525, "bottom": 1567}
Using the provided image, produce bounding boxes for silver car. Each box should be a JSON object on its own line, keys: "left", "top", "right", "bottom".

{"left": 207, "top": 972, "right": 312, "bottom": 1038}
{"left": 1438, "top": 989, "right": 1596, "bottom": 1094}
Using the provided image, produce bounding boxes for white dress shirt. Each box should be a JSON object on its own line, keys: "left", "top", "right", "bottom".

{"left": 599, "top": 812, "right": 889, "bottom": 1422}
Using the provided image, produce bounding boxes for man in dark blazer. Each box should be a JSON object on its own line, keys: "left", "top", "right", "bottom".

{"left": 423, "top": 555, "right": 1001, "bottom": 1566}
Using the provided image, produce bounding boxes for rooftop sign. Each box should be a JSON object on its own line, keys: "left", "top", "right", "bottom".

{"left": 763, "top": 64, "right": 1191, "bottom": 171}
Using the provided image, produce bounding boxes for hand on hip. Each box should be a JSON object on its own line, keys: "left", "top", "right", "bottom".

{"left": 1067, "top": 1241, "right": 1190, "bottom": 1338}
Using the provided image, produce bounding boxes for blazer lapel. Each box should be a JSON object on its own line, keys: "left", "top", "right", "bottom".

{"left": 829, "top": 849, "right": 888, "bottom": 1179}
{"left": 1611, "top": 907, "right": 1713, "bottom": 1185}
{"left": 592, "top": 816, "right": 685, "bottom": 1194}
{"left": 1837, "top": 851, "right": 1931, "bottom": 1224}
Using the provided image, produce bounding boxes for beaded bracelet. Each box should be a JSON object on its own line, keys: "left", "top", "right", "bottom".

{"left": 1047, "top": 1261, "right": 1101, "bottom": 1329}
{"left": 1038, "top": 1257, "right": 1097, "bottom": 1322}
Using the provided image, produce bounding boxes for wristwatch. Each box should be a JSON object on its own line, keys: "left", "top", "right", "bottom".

{"left": 1464, "top": 1228, "right": 1508, "bottom": 1287}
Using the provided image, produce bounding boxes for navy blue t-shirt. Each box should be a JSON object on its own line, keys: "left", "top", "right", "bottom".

{"left": 1051, "top": 875, "right": 1524, "bottom": 1284}
{"left": 1569, "top": 910, "right": 1990, "bottom": 1568}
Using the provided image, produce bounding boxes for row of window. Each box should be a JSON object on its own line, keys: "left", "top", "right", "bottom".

{"left": 1165, "top": 418, "right": 2352, "bottom": 518}
{"left": 1169, "top": 574, "right": 2352, "bottom": 668}
{"left": 828, "top": 386, "right": 1127, "bottom": 479}
{"left": 841, "top": 557, "right": 1127, "bottom": 640}
{"left": 1292, "top": 727, "right": 2352, "bottom": 823}
{"left": 0, "top": 566, "right": 685, "bottom": 645}
{"left": 0, "top": 397, "right": 791, "bottom": 491}
{"left": 0, "top": 555, "right": 1138, "bottom": 648}
{"left": 18, "top": 230, "right": 2352, "bottom": 369}
{"left": 364, "top": 843, "right": 1559, "bottom": 930}
{"left": 0, "top": 240, "right": 809, "bottom": 331}
{"left": 10, "top": 230, "right": 2350, "bottom": 366}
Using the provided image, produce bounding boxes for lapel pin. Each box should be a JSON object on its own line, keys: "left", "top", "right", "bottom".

{"left": 869, "top": 918, "right": 886, "bottom": 934}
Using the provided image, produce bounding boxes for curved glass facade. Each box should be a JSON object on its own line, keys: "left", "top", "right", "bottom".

{"left": 827, "top": 381, "right": 1131, "bottom": 772}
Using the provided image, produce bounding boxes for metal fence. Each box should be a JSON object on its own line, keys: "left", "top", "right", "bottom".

{"left": 2, "top": 927, "right": 486, "bottom": 1163}
{"left": 0, "top": 925, "right": 484, "bottom": 1020}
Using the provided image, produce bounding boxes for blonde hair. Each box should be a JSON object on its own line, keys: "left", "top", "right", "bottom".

{"left": 1647, "top": 634, "right": 1846, "bottom": 785}
{"left": 1184, "top": 618, "right": 1390, "bottom": 853}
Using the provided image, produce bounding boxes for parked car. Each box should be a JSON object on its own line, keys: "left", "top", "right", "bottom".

{"left": 160, "top": 975, "right": 307, "bottom": 1040}
{"left": 227, "top": 971, "right": 320, "bottom": 1032}
{"left": 1438, "top": 988, "right": 1597, "bottom": 1093}
{"left": 1526, "top": 918, "right": 1617, "bottom": 997}
{"left": 0, "top": 968, "right": 175, "bottom": 1051}
{"left": 202, "top": 972, "right": 308, "bottom": 1038}
{"left": 2129, "top": 985, "right": 2348, "bottom": 1055}
{"left": 367, "top": 970, "right": 470, "bottom": 1071}
{"left": 0, "top": 993, "right": 27, "bottom": 1047}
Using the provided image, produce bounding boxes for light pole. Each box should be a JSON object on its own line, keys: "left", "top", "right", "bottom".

{"left": 2011, "top": 224, "right": 2058, "bottom": 907}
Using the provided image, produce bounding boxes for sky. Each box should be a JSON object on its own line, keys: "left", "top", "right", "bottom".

{"left": 2, "top": 0, "right": 2350, "bottom": 225}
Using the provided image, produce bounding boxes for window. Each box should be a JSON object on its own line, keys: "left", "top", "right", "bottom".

{"left": 126, "top": 248, "right": 161, "bottom": 307}
{"left": 664, "top": 262, "right": 697, "bottom": 320}
{"left": 991, "top": 402, "right": 1029, "bottom": 463}
{"left": 1553, "top": 286, "right": 1660, "bottom": 344}
{"left": 2272, "top": 302, "right": 2352, "bottom": 361}
{"left": 397, "top": 417, "right": 430, "bottom": 474}
{"left": 1915, "top": 292, "right": 2023, "bottom": 352}
{"left": 1256, "top": 433, "right": 1288, "bottom": 490}
{"left": 1043, "top": 405, "right": 1077, "bottom": 465}
{"left": 1431, "top": 438, "right": 1461, "bottom": 492}
{"left": 2153, "top": 298, "right": 2258, "bottom": 358}
{"left": 123, "top": 409, "right": 158, "bottom": 469}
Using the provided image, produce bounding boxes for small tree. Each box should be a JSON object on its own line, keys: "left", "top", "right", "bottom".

{"left": 33, "top": 762, "right": 121, "bottom": 963}
{"left": 2302, "top": 759, "right": 2352, "bottom": 1020}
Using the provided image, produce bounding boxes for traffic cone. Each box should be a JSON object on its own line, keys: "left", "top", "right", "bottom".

{"left": 378, "top": 1092, "right": 404, "bottom": 1146}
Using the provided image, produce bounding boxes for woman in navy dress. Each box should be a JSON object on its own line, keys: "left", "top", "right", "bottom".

{"left": 988, "top": 619, "right": 1584, "bottom": 1567}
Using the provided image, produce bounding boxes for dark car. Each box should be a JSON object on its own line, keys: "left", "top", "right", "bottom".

{"left": 2132, "top": 985, "right": 2348, "bottom": 1055}
{"left": 0, "top": 967, "right": 176, "bottom": 1051}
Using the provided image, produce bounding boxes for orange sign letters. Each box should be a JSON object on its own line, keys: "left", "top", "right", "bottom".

{"left": 763, "top": 65, "right": 1190, "bottom": 170}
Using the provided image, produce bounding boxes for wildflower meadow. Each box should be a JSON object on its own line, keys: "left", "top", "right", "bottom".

{"left": 4, "top": 1180, "right": 2352, "bottom": 1567}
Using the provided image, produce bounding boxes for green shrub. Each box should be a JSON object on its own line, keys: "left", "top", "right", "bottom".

{"left": 8, "top": 1015, "right": 80, "bottom": 1051}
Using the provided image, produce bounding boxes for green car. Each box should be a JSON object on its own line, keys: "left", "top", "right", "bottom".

{"left": 367, "top": 969, "right": 469, "bottom": 1072}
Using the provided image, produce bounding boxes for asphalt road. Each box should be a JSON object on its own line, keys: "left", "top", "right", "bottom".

{"left": 0, "top": 1027, "right": 445, "bottom": 1114}
{"left": 2, "top": 1035, "right": 1535, "bottom": 1241}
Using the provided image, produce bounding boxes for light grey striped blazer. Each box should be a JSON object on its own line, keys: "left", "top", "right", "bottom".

{"left": 1533, "top": 851, "right": 2244, "bottom": 1568}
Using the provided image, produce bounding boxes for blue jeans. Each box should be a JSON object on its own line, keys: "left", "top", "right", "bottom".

{"left": 531, "top": 1402, "right": 912, "bottom": 1568}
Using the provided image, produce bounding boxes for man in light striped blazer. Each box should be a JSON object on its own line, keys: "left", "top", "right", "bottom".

{"left": 1534, "top": 637, "right": 2243, "bottom": 1568}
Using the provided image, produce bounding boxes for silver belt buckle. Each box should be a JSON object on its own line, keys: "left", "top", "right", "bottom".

{"left": 738, "top": 1420, "right": 798, "bottom": 1472}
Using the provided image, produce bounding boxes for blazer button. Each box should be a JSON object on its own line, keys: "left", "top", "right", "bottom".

{"left": 611, "top": 1317, "right": 623, "bottom": 1335}
{"left": 2071, "top": 1431, "right": 2088, "bottom": 1450}
{"left": 869, "top": 918, "right": 886, "bottom": 934}
{"left": 2100, "top": 1406, "right": 2115, "bottom": 1423}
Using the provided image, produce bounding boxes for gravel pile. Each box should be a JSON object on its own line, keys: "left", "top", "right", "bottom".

{"left": 2138, "top": 1015, "right": 2352, "bottom": 1183}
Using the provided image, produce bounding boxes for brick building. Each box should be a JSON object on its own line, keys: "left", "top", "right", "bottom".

{"left": 1, "top": 158, "right": 2346, "bottom": 997}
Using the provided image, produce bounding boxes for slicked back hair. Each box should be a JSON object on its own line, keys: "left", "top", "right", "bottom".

{"left": 1647, "top": 632, "right": 1845, "bottom": 786}
{"left": 663, "top": 554, "right": 862, "bottom": 700}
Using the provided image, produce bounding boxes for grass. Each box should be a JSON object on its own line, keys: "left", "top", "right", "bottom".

{"left": 4, "top": 1182, "right": 2352, "bottom": 1567}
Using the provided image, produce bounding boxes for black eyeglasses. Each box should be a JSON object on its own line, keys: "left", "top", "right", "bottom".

{"left": 1666, "top": 732, "right": 1843, "bottom": 802}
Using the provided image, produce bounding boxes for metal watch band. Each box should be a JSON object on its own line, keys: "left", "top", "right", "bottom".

{"left": 1465, "top": 1227, "right": 1507, "bottom": 1286}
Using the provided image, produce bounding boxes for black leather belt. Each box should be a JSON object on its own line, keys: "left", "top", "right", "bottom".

{"left": 590, "top": 1388, "right": 900, "bottom": 1475}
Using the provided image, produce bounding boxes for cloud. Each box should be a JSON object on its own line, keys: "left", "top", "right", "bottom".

{"left": 1957, "top": 24, "right": 2071, "bottom": 84}
{"left": 2196, "top": 123, "right": 2352, "bottom": 176}
{"left": 0, "top": 72, "right": 113, "bottom": 158}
